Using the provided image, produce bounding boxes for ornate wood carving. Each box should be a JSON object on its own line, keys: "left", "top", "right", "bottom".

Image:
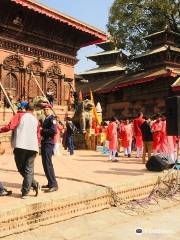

{"left": 0, "top": 38, "right": 77, "bottom": 66}
{"left": 27, "top": 57, "right": 43, "bottom": 75}
{"left": 3, "top": 54, "right": 24, "bottom": 71}
{"left": 46, "top": 61, "right": 62, "bottom": 78}
{"left": 47, "top": 79, "right": 57, "bottom": 99}
{"left": 28, "top": 75, "right": 40, "bottom": 98}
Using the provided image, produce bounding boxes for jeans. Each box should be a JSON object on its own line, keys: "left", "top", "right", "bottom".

{"left": 41, "top": 143, "right": 58, "bottom": 188}
{"left": 0, "top": 182, "right": 4, "bottom": 193}
{"left": 66, "top": 135, "right": 74, "bottom": 155}
{"left": 14, "top": 148, "right": 38, "bottom": 195}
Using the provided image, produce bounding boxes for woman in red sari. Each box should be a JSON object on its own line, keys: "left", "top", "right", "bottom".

{"left": 107, "top": 117, "right": 118, "bottom": 162}
{"left": 120, "top": 118, "right": 133, "bottom": 157}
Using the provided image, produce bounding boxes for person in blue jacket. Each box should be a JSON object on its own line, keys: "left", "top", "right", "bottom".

{"left": 40, "top": 104, "right": 58, "bottom": 192}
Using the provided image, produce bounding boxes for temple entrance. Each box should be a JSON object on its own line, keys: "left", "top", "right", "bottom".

{"left": 4, "top": 73, "right": 18, "bottom": 98}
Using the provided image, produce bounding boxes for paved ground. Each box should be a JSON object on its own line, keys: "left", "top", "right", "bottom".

{"left": 3, "top": 199, "right": 180, "bottom": 240}
{"left": 0, "top": 149, "right": 163, "bottom": 208}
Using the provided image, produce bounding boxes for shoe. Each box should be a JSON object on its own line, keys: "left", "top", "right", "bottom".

{"left": 44, "top": 187, "right": 58, "bottom": 193}
{"left": 0, "top": 189, "right": 12, "bottom": 196}
{"left": 41, "top": 184, "right": 49, "bottom": 189}
{"left": 33, "top": 182, "right": 41, "bottom": 197}
{"left": 128, "top": 154, "right": 131, "bottom": 158}
{"left": 21, "top": 193, "right": 29, "bottom": 199}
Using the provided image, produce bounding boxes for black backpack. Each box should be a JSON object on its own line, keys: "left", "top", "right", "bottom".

{"left": 146, "top": 154, "right": 173, "bottom": 172}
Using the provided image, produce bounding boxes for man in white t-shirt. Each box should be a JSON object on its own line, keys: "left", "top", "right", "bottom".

{"left": 0, "top": 103, "right": 40, "bottom": 199}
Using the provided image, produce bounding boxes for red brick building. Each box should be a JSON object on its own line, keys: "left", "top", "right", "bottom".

{"left": 0, "top": 0, "right": 107, "bottom": 119}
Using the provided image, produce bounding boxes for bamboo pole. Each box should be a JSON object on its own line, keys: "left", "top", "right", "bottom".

{"left": 0, "top": 81, "right": 16, "bottom": 115}
{"left": 29, "top": 70, "right": 57, "bottom": 116}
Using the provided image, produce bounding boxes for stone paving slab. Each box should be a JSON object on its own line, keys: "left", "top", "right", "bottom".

{"left": 0, "top": 150, "right": 175, "bottom": 237}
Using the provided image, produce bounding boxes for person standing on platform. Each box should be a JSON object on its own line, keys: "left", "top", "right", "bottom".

{"left": 133, "top": 112, "right": 144, "bottom": 158}
{"left": 140, "top": 116, "right": 153, "bottom": 164}
{"left": 159, "top": 115, "right": 177, "bottom": 163}
{"left": 46, "top": 88, "right": 54, "bottom": 106}
{"left": 0, "top": 103, "right": 40, "bottom": 198}
{"left": 151, "top": 114, "right": 162, "bottom": 154}
{"left": 107, "top": 117, "right": 118, "bottom": 162}
{"left": 66, "top": 117, "right": 76, "bottom": 155}
{"left": 120, "top": 118, "right": 133, "bottom": 157}
{"left": 40, "top": 104, "right": 58, "bottom": 192}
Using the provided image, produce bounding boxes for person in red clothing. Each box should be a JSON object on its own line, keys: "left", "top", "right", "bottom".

{"left": 106, "top": 117, "right": 118, "bottom": 162}
{"left": 120, "top": 118, "right": 133, "bottom": 157}
{"left": 151, "top": 114, "right": 162, "bottom": 154}
{"left": 133, "top": 112, "right": 144, "bottom": 158}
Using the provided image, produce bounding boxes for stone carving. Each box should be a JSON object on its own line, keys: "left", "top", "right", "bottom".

{"left": 3, "top": 54, "right": 24, "bottom": 70}
{"left": 78, "top": 99, "right": 94, "bottom": 132}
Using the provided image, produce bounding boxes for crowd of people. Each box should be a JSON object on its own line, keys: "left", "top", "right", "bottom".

{"left": 96, "top": 112, "right": 178, "bottom": 164}
{"left": 0, "top": 101, "right": 179, "bottom": 198}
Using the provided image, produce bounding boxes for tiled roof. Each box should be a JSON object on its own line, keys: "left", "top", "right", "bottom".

{"left": 79, "top": 65, "right": 126, "bottom": 76}
{"left": 133, "top": 45, "right": 180, "bottom": 59}
{"left": 77, "top": 67, "right": 179, "bottom": 94}
{"left": 87, "top": 49, "right": 121, "bottom": 58}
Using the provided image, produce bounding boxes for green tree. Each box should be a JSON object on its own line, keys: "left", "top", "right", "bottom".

{"left": 108, "top": 0, "right": 180, "bottom": 55}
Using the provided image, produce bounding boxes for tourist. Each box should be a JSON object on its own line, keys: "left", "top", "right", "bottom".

{"left": 151, "top": 114, "right": 162, "bottom": 154}
{"left": 3, "top": 91, "right": 13, "bottom": 108}
{"left": 65, "top": 117, "right": 77, "bottom": 155}
{"left": 0, "top": 181, "right": 12, "bottom": 197}
{"left": 133, "top": 112, "right": 144, "bottom": 158}
{"left": 159, "top": 114, "right": 177, "bottom": 163}
{"left": 46, "top": 88, "right": 54, "bottom": 106}
{"left": 140, "top": 116, "right": 153, "bottom": 164}
{"left": 120, "top": 118, "right": 133, "bottom": 157}
{"left": 0, "top": 103, "right": 40, "bottom": 199}
{"left": 54, "top": 116, "right": 64, "bottom": 155}
{"left": 40, "top": 104, "right": 58, "bottom": 192}
{"left": 106, "top": 117, "right": 118, "bottom": 162}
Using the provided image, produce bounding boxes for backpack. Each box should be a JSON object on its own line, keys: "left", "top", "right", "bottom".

{"left": 146, "top": 154, "right": 173, "bottom": 171}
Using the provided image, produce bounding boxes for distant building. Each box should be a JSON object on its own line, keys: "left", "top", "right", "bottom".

{"left": 76, "top": 27, "right": 180, "bottom": 119}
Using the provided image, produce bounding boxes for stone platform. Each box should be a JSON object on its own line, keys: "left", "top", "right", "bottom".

{"left": 0, "top": 150, "right": 177, "bottom": 238}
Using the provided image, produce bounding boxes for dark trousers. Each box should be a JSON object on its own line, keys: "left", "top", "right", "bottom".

{"left": 41, "top": 143, "right": 58, "bottom": 188}
{"left": 66, "top": 135, "right": 74, "bottom": 155}
{"left": 13, "top": 148, "right": 38, "bottom": 194}
{"left": 0, "top": 181, "right": 4, "bottom": 192}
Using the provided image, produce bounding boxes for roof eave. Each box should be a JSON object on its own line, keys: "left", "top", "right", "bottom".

{"left": 11, "top": 0, "right": 107, "bottom": 46}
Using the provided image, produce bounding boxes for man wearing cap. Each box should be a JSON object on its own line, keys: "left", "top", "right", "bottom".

{"left": 0, "top": 103, "right": 40, "bottom": 198}
{"left": 40, "top": 104, "right": 58, "bottom": 192}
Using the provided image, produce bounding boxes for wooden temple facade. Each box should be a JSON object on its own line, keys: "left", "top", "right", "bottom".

{"left": 0, "top": 0, "right": 107, "bottom": 119}
{"left": 77, "top": 27, "right": 180, "bottom": 119}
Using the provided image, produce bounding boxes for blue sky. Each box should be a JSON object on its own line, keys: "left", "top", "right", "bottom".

{"left": 39, "top": 0, "right": 114, "bottom": 73}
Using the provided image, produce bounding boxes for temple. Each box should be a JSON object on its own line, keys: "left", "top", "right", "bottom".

{"left": 77, "top": 27, "right": 180, "bottom": 119}
{"left": 0, "top": 0, "right": 107, "bottom": 119}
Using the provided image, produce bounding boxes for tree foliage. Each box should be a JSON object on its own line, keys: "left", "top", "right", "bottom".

{"left": 107, "top": 0, "right": 180, "bottom": 55}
